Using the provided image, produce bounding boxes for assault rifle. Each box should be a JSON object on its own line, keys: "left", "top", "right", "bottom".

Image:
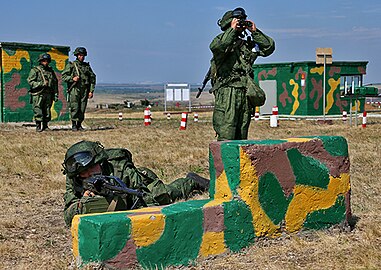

{"left": 196, "top": 67, "right": 211, "bottom": 98}
{"left": 83, "top": 175, "right": 147, "bottom": 209}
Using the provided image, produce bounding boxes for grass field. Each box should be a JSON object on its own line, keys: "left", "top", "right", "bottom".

{"left": 0, "top": 107, "right": 380, "bottom": 269}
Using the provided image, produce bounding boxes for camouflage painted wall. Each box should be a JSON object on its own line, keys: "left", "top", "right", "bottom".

{"left": 71, "top": 136, "right": 351, "bottom": 269}
{"left": 0, "top": 42, "right": 70, "bottom": 122}
{"left": 253, "top": 61, "right": 368, "bottom": 116}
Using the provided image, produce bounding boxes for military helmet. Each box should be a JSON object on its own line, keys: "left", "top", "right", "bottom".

{"left": 217, "top": 10, "right": 233, "bottom": 31}
{"left": 63, "top": 141, "right": 108, "bottom": 177}
{"left": 73, "top": 47, "right": 87, "bottom": 56}
{"left": 38, "top": 53, "right": 51, "bottom": 63}
{"left": 232, "top": 7, "right": 247, "bottom": 19}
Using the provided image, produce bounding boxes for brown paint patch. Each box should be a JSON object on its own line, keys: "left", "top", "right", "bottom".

{"left": 242, "top": 139, "right": 350, "bottom": 196}
{"left": 4, "top": 73, "right": 28, "bottom": 110}
{"left": 242, "top": 145, "right": 295, "bottom": 197}
{"left": 329, "top": 66, "right": 341, "bottom": 77}
{"left": 310, "top": 78, "right": 323, "bottom": 110}
{"left": 203, "top": 205, "right": 224, "bottom": 233}
{"left": 358, "top": 66, "right": 366, "bottom": 74}
{"left": 210, "top": 142, "right": 225, "bottom": 179}
{"left": 55, "top": 73, "right": 67, "bottom": 115}
{"left": 257, "top": 68, "right": 277, "bottom": 81}
{"left": 279, "top": 82, "right": 292, "bottom": 108}
{"left": 105, "top": 238, "right": 138, "bottom": 269}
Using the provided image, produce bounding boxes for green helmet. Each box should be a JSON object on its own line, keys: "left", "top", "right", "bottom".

{"left": 232, "top": 7, "right": 247, "bottom": 19}
{"left": 63, "top": 141, "right": 108, "bottom": 177}
{"left": 73, "top": 47, "right": 87, "bottom": 56}
{"left": 38, "top": 53, "right": 51, "bottom": 63}
{"left": 217, "top": 10, "right": 233, "bottom": 31}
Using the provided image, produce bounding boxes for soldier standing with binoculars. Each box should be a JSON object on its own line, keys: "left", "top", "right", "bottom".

{"left": 209, "top": 7, "right": 275, "bottom": 140}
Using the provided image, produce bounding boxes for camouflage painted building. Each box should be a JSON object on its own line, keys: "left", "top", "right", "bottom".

{"left": 253, "top": 61, "right": 368, "bottom": 115}
{"left": 0, "top": 42, "right": 70, "bottom": 122}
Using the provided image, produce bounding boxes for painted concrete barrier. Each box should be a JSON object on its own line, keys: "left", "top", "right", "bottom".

{"left": 71, "top": 136, "right": 351, "bottom": 269}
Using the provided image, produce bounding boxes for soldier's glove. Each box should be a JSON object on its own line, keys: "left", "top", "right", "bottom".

{"left": 54, "top": 93, "right": 59, "bottom": 102}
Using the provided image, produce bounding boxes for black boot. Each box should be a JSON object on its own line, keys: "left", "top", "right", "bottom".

{"left": 72, "top": 121, "right": 78, "bottom": 131}
{"left": 186, "top": 172, "right": 210, "bottom": 192}
{"left": 76, "top": 121, "right": 84, "bottom": 131}
{"left": 42, "top": 121, "right": 49, "bottom": 131}
{"left": 36, "top": 121, "right": 42, "bottom": 132}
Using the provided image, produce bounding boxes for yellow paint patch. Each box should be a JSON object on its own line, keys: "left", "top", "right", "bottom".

{"left": 285, "top": 138, "right": 313, "bottom": 143}
{"left": 131, "top": 213, "right": 165, "bottom": 247}
{"left": 285, "top": 173, "right": 350, "bottom": 232}
{"left": 211, "top": 170, "right": 233, "bottom": 201}
{"left": 199, "top": 231, "right": 226, "bottom": 257}
{"left": 51, "top": 101, "right": 58, "bottom": 120}
{"left": 48, "top": 48, "right": 69, "bottom": 71}
{"left": 71, "top": 215, "right": 80, "bottom": 258}
{"left": 326, "top": 78, "right": 340, "bottom": 114}
{"left": 289, "top": 79, "right": 300, "bottom": 115}
{"left": 351, "top": 100, "right": 361, "bottom": 112}
{"left": 310, "top": 67, "right": 324, "bottom": 75}
{"left": 2, "top": 49, "right": 30, "bottom": 73}
{"left": 238, "top": 149, "right": 280, "bottom": 237}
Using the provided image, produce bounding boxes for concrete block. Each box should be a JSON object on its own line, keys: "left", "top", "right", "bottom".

{"left": 71, "top": 136, "right": 351, "bottom": 269}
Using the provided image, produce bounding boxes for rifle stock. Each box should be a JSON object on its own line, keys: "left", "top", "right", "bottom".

{"left": 196, "top": 67, "right": 211, "bottom": 98}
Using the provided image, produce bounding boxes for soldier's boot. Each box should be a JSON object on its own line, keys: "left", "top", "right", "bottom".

{"left": 72, "top": 121, "right": 78, "bottom": 131}
{"left": 35, "top": 121, "right": 43, "bottom": 132}
{"left": 186, "top": 172, "right": 210, "bottom": 192}
{"left": 76, "top": 121, "right": 84, "bottom": 131}
{"left": 42, "top": 121, "right": 49, "bottom": 131}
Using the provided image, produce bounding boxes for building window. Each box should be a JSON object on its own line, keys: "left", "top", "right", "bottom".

{"left": 340, "top": 75, "right": 362, "bottom": 96}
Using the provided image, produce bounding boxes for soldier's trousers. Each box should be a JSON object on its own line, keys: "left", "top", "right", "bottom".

{"left": 213, "top": 86, "right": 251, "bottom": 140}
{"left": 32, "top": 91, "right": 53, "bottom": 122}
{"left": 68, "top": 86, "right": 89, "bottom": 122}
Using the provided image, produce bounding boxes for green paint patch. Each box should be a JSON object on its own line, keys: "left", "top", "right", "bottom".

{"left": 209, "top": 151, "right": 217, "bottom": 199}
{"left": 287, "top": 148, "right": 330, "bottom": 188}
{"left": 136, "top": 200, "right": 208, "bottom": 269}
{"left": 78, "top": 212, "right": 131, "bottom": 263}
{"left": 304, "top": 196, "right": 346, "bottom": 229}
{"left": 312, "top": 136, "right": 348, "bottom": 157}
{"left": 221, "top": 143, "right": 240, "bottom": 194}
{"left": 223, "top": 200, "right": 255, "bottom": 252}
{"left": 258, "top": 172, "right": 293, "bottom": 225}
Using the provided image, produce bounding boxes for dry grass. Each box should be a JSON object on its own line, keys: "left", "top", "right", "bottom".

{"left": 0, "top": 109, "right": 380, "bottom": 269}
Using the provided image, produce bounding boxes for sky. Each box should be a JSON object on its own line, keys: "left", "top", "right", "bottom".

{"left": 2, "top": 0, "right": 381, "bottom": 84}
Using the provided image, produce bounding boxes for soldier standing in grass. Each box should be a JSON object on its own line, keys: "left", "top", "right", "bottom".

{"left": 210, "top": 7, "right": 275, "bottom": 140}
{"left": 62, "top": 140, "right": 209, "bottom": 226}
{"left": 62, "top": 47, "right": 96, "bottom": 131}
{"left": 27, "top": 53, "right": 58, "bottom": 132}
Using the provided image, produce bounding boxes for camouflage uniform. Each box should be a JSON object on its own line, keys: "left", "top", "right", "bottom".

{"left": 62, "top": 47, "right": 96, "bottom": 130}
{"left": 210, "top": 8, "right": 275, "bottom": 140}
{"left": 27, "top": 54, "right": 58, "bottom": 131}
{"left": 63, "top": 141, "right": 208, "bottom": 226}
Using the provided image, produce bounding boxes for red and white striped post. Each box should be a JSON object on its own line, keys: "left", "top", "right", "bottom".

{"left": 180, "top": 112, "right": 188, "bottom": 130}
{"left": 362, "top": 111, "right": 367, "bottom": 128}
{"left": 144, "top": 107, "right": 151, "bottom": 126}
{"left": 194, "top": 113, "right": 199, "bottom": 122}
{"left": 342, "top": 111, "right": 347, "bottom": 122}
{"left": 166, "top": 112, "right": 171, "bottom": 120}
{"left": 118, "top": 112, "right": 123, "bottom": 121}
{"left": 270, "top": 106, "right": 279, "bottom": 127}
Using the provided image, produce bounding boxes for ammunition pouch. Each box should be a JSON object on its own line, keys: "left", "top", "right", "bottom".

{"left": 246, "top": 75, "right": 266, "bottom": 108}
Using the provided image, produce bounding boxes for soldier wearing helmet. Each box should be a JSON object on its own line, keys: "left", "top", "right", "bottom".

{"left": 62, "top": 46, "right": 96, "bottom": 131}
{"left": 63, "top": 140, "right": 209, "bottom": 226}
{"left": 210, "top": 7, "right": 275, "bottom": 140}
{"left": 27, "top": 53, "right": 58, "bottom": 132}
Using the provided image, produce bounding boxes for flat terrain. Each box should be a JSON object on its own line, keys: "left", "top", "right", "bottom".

{"left": 1, "top": 94, "right": 380, "bottom": 269}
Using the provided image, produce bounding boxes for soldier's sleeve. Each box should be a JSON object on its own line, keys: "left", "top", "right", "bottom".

{"left": 210, "top": 28, "right": 240, "bottom": 55}
{"left": 27, "top": 68, "right": 43, "bottom": 89}
{"left": 88, "top": 65, "right": 96, "bottom": 93}
{"left": 251, "top": 28, "right": 275, "bottom": 57}
{"left": 63, "top": 176, "right": 80, "bottom": 210}
{"left": 61, "top": 62, "right": 73, "bottom": 83}
{"left": 52, "top": 71, "right": 59, "bottom": 95}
